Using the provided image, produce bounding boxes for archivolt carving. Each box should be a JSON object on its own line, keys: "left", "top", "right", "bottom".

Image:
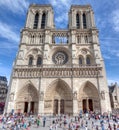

{"left": 25, "top": 48, "right": 43, "bottom": 60}
{"left": 16, "top": 83, "right": 38, "bottom": 102}
{"left": 44, "top": 100, "right": 52, "bottom": 108}
{"left": 45, "top": 79, "right": 72, "bottom": 100}
{"left": 78, "top": 81, "right": 99, "bottom": 99}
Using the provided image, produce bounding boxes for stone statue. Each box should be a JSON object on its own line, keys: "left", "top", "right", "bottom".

{"left": 101, "top": 91, "right": 105, "bottom": 100}
{"left": 40, "top": 92, "right": 44, "bottom": 101}
{"left": 73, "top": 91, "right": 77, "bottom": 99}
{"left": 10, "top": 93, "right": 14, "bottom": 101}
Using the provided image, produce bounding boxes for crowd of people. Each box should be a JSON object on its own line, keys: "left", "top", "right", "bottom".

{"left": 0, "top": 111, "right": 119, "bottom": 130}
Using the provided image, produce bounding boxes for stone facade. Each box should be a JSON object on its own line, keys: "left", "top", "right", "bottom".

{"left": 109, "top": 83, "right": 119, "bottom": 110}
{"left": 0, "top": 76, "right": 8, "bottom": 113}
{"left": 5, "top": 4, "right": 111, "bottom": 115}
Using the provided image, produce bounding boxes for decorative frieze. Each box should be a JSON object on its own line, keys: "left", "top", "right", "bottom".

{"left": 13, "top": 65, "right": 102, "bottom": 78}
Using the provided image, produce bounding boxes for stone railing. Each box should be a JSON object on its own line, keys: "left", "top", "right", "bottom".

{"left": 14, "top": 64, "right": 100, "bottom": 69}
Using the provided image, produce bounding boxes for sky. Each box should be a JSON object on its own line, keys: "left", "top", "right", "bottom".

{"left": 0, "top": 0, "right": 119, "bottom": 85}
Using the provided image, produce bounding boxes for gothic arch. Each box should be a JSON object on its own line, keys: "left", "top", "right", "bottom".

{"left": 44, "top": 79, "right": 73, "bottom": 114}
{"left": 45, "top": 79, "right": 72, "bottom": 100}
{"left": 78, "top": 55, "right": 84, "bottom": 65}
{"left": 78, "top": 81, "right": 100, "bottom": 112}
{"left": 25, "top": 48, "right": 43, "bottom": 60}
{"left": 16, "top": 81, "right": 39, "bottom": 102}
{"left": 15, "top": 81, "right": 39, "bottom": 113}
{"left": 86, "top": 54, "right": 94, "bottom": 65}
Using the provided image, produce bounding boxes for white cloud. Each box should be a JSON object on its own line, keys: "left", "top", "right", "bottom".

{"left": 0, "top": 21, "right": 19, "bottom": 42}
{"left": 112, "top": 9, "right": 119, "bottom": 32}
{"left": 0, "top": 0, "right": 29, "bottom": 14}
{"left": 108, "top": 79, "right": 119, "bottom": 85}
{"left": 103, "top": 55, "right": 111, "bottom": 59}
{"left": 48, "top": 0, "right": 73, "bottom": 27}
{"left": 49, "top": 0, "right": 72, "bottom": 8}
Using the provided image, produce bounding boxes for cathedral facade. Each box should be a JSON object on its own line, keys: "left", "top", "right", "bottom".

{"left": 6, "top": 4, "right": 111, "bottom": 115}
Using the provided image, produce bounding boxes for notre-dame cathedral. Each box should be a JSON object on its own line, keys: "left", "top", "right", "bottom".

{"left": 5, "top": 4, "right": 111, "bottom": 115}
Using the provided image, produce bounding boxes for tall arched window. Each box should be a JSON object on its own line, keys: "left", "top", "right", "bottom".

{"left": 41, "top": 13, "right": 46, "bottom": 29}
{"left": 77, "top": 36, "right": 81, "bottom": 43}
{"left": 76, "top": 13, "right": 80, "bottom": 29}
{"left": 86, "top": 56, "right": 91, "bottom": 65}
{"left": 79, "top": 57, "right": 83, "bottom": 65}
{"left": 28, "top": 56, "right": 33, "bottom": 66}
{"left": 85, "top": 36, "right": 88, "bottom": 43}
{"left": 83, "top": 13, "right": 87, "bottom": 29}
{"left": 33, "top": 13, "right": 39, "bottom": 29}
{"left": 37, "top": 57, "right": 42, "bottom": 66}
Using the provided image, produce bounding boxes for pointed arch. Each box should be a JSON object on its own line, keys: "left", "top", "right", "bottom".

{"left": 33, "top": 13, "right": 39, "bottom": 29}
{"left": 83, "top": 13, "right": 87, "bottom": 29}
{"left": 76, "top": 13, "right": 80, "bottom": 28}
{"left": 86, "top": 55, "right": 92, "bottom": 65}
{"left": 41, "top": 13, "right": 46, "bottom": 29}
{"left": 78, "top": 81, "right": 100, "bottom": 112}
{"left": 44, "top": 79, "right": 73, "bottom": 114}
{"left": 36, "top": 56, "right": 42, "bottom": 66}
{"left": 28, "top": 56, "right": 33, "bottom": 66}
{"left": 79, "top": 55, "right": 84, "bottom": 65}
{"left": 16, "top": 81, "right": 39, "bottom": 113}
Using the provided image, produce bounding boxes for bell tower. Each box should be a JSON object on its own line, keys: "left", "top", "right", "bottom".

{"left": 25, "top": 4, "right": 55, "bottom": 29}
{"left": 69, "top": 5, "right": 96, "bottom": 29}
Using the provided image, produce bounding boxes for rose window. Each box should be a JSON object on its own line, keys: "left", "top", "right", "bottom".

{"left": 52, "top": 51, "right": 68, "bottom": 65}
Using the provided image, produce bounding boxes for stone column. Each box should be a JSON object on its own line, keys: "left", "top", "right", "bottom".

{"left": 86, "top": 11, "right": 91, "bottom": 28}
{"left": 73, "top": 11, "right": 76, "bottom": 28}
{"left": 28, "top": 102, "right": 31, "bottom": 113}
{"left": 47, "top": 11, "right": 51, "bottom": 28}
{"left": 58, "top": 100, "right": 60, "bottom": 115}
{"left": 38, "top": 13, "right": 42, "bottom": 29}
{"left": 90, "top": 10, "right": 96, "bottom": 28}
{"left": 73, "top": 91, "right": 78, "bottom": 116}
{"left": 80, "top": 12, "right": 83, "bottom": 29}
{"left": 86, "top": 98, "right": 89, "bottom": 110}
{"left": 38, "top": 92, "right": 44, "bottom": 115}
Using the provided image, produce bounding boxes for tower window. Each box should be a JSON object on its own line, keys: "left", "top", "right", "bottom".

{"left": 28, "top": 57, "right": 33, "bottom": 66}
{"left": 76, "top": 13, "right": 80, "bottom": 29}
{"left": 86, "top": 56, "right": 91, "bottom": 65}
{"left": 83, "top": 13, "right": 87, "bottom": 29}
{"left": 37, "top": 57, "right": 42, "bottom": 66}
{"left": 41, "top": 13, "right": 46, "bottom": 29}
{"left": 85, "top": 36, "right": 88, "bottom": 43}
{"left": 115, "top": 96, "right": 117, "bottom": 100}
{"left": 33, "top": 13, "right": 39, "bottom": 29}
{"left": 79, "top": 57, "right": 83, "bottom": 65}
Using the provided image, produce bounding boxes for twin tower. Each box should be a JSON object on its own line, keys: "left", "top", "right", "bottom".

{"left": 5, "top": 4, "right": 111, "bottom": 115}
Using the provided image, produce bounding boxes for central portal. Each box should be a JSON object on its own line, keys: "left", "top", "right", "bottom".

{"left": 54, "top": 99, "right": 64, "bottom": 115}
{"left": 45, "top": 79, "right": 73, "bottom": 115}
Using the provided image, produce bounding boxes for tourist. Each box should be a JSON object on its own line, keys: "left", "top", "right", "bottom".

{"left": 49, "top": 124, "right": 53, "bottom": 130}
{"left": 43, "top": 116, "right": 46, "bottom": 127}
{"left": 36, "top": 117, "right": 40, "bottom": 128}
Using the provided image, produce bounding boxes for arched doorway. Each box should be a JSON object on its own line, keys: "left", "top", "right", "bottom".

{"left": 15, "top": 84, "right": 38, "bottom": 114}
{"left": 79, "top": 81, "right": 100, "bottom": 113}
{"left": 44, "top": 79, "right": 73, "bottom": 115}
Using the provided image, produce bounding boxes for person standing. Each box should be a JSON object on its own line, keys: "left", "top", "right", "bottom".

{"left": 43, "top": 116, "right": 46, "bottom": 127}
{"left": 101, "top": 123, "right": 105, "bottom": 130}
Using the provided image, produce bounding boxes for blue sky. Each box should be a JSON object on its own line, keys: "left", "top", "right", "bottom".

{"left": 0, "top": 0, "right": 119, "bottom": 85}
